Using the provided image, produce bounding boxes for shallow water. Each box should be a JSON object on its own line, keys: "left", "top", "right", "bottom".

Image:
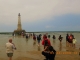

{"left": 0, "top": 32, "right": 80, "bottom": 60}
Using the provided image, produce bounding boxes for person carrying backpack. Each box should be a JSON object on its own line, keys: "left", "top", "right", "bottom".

{"left": 42, "top": 36, "right": 51, "bottom": 49}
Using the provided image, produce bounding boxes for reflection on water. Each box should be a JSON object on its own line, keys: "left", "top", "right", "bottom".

{"left": 33, "top": 40, "right": 36, "bottom": 45}
{"left": 59, "top": 43, "right": 62, "bottom": 51}
{"left": 53, "top": 39, "right": 56, "bottom": 43}
{"left": 25, "top": 39, "right": 28, "bottom": 44}
{"left": 38, "top": 46, "right": 41, "bottom": 51}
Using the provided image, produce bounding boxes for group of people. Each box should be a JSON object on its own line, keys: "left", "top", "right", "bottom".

{"left": 66, "top": 34, "right": 77, "bottom": 48}
{"left": 6, "top": 34, "right": 56, "bottom": 60}
{"left": 6, "top": 33, "right": 79, "bottom": 60}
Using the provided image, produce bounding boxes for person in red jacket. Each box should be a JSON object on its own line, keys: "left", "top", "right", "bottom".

{"left": 42, "top": 35, "right": 51, "bottom": 49}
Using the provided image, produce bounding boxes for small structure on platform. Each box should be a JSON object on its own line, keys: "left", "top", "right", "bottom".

{"left": 13, "top": 13, "right": 26, "bottom": 35}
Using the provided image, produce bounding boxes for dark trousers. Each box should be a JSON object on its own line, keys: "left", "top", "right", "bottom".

{"left": 42, "top": 51, "right": 49, "bottom": 60}
{"left": 42, "top": 51, "right": 55, "bottom": 60}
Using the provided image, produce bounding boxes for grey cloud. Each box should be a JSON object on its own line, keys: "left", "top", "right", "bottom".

{"left": 0, "top": 0, "right": 80, "bottom": 26}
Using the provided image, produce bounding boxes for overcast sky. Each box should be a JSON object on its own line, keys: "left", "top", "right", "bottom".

{"left": 0, "top": 0, "right": 80, "bottom": 32}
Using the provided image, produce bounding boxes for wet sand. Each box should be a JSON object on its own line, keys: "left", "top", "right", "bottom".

{"left": 0, "top": 32, "right": 80, "bottom": 60}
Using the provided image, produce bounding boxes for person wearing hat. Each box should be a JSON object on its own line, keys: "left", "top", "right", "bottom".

{"left": 5, "top": 39, "right": 16, "bottom": 60}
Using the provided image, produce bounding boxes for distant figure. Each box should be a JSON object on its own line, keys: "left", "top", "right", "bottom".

{"left": 26, "top": 34, "right": 28, "bottom": 39}
{"left": 28, "top": 33, "right": 31, "bottom": 38}
{"left": 68, "top": 34, "right": 74, "bottom": 47}
{"left": 33, "top": 35, "right": 36, "bottom": 45}
{"left": 66, "top": 34, "right": 69, "bottom": 47}
{"left": 58, "top": 35, "right": 63, "bottom": 43}
{"left": 37, "top": 34, "right": 41, "bottom": 46}
{"left": 30, "top": 33, "right": 32, "bottom": 37}
{"left": 42, "top": 46, "right": 56, "bottom": 60}
{"left": 5, "top": 39, "right": 16, "bottom": 60}
{"left": 21, "top": 32, "right": 25, "bottom": 37}
{"left": 66, "top": 34, "right": 69, "bottom": 42}
{"left": 48, "top": 35, "right": 50, "bottom": 38}
{"left": 52, "top": 35, "right": 56, "bottom": 40}
{"left": 73, "top": 38, "right": 77, "bottom": 48}
{"left": 33, "top": 35, "right": 36, "bottom": 40}
{"left": 33, "top": 33, "right": 35, "bottom": 36}
{"left": 12, "top": 33, "right": 15, "bottom": 37}
{"left": 14, "top": 34, "right": 15, "bottom": 37}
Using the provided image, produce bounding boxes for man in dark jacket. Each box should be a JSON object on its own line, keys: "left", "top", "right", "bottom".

{"left": 42, "top": 46, "right": 56, "bottom": 60}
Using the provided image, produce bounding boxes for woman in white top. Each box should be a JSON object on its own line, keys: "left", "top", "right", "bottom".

{"left": 73, "top": 38, "right": 77, "bottom": 48}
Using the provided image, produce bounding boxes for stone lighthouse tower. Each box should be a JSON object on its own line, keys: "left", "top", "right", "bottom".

{"left": 17, "top": 13, "right": 22, "bottom": 30}
{"left": 13, "top": 13, "right": 26, "bottom": 35}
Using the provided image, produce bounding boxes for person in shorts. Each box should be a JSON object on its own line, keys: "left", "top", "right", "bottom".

{"left": 5, "top": 39, "right": 16, "bottom": 60}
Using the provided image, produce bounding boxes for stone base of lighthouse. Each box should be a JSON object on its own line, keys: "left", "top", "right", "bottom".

{"left": 13, "top": 29, "right": 26, "bottom": 35}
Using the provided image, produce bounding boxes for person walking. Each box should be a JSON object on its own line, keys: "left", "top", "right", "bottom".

{"left": 33, "top": 35, "right": 36, "bottom": 45}
{"left": 66, "top": 34, "right": 69, "bottom": 47}
{"left": 68, "top": 34, "right": 73, "bottom": 47}
{"left": 42, "top": 36, "right": 51, "bottom": 49}
{"left": 37, "top": 34, "right": 41, "bottom": 46}
{"left": 5, "top": 39, "right": 16, "bottom": 60}
{"left": 52, "top": 35, "right": 56, "bottom": 40}
{"left": 26, "top": 34, "right": 28, "bottom": 39}
{"left": 58, "top": 35, "right": 63, "bottom": 43}
{"left": 48, "top": 35, "right": 50, "bottom": 38}
{"left": 73, "top": 38, "right": 77, "bottom": 48}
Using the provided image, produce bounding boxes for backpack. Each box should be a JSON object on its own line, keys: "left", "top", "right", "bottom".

{"left": 44, "top": 39, "right": 48, "bottom": 46}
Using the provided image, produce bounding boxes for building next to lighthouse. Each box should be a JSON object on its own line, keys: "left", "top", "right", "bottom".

{"left": 13, "top": 13, "right": 26, "bottom": 35}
